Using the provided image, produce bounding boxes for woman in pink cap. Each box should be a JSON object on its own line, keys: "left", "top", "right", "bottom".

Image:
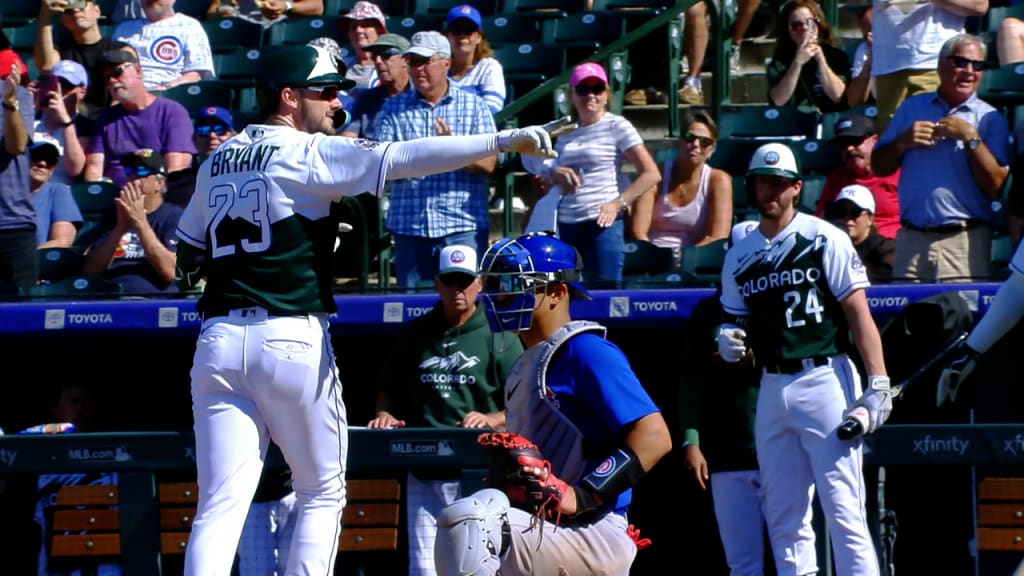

{"left": 523, "top": 61, "right": 659, "bottom": 286}
{"left": 339, "top": 0, "right": 388, "bottom": 95}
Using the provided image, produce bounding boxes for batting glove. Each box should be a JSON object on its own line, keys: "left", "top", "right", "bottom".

{"left": 497, "top": 126, "right": 557, "bottom": 159}
{"left": 716, "top": 324, "right": 747, "bottom": 363}
{"left": 846, "top": 376, "right": 893, "bottom": 434}
{"left": 937, "top": 341, "right": 979, "bottom": 407}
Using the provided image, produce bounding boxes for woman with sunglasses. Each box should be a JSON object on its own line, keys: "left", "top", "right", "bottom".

{"left": 629, "top": 110, "right": 732, "bottom": 265}
{"left": 524, "top": 62, "right": 659, "bottom": 287}
{"left": 444, "top": 4, "right": 505, "bottom": 115}
{"left": 768, "top": 0, "right": 851, "bottom": 113}
{"left": 825, "top": 184, "right": 894, "bottom": 282}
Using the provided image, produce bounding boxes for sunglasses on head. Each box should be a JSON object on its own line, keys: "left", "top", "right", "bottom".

{"left": 195, "top": 124, "right": 230, "bottom": 136}
{"left": 439, "top": 274, "right": 476, "bottom": 289}
{"left": 574, "top": 83, "right": 606, "bottom": 96}
{"left": 301, "top": 85, "right": 340, "bottom": 101}
{"left": 447, "top": 22, "right": 478, "bottom": 36}
{"left": 789, "top": 17, "right": 817, "bottom": 31}
{"left": 105, "top": 63, "right": 133, "bottom": 80}
{"left": 371, "top": 48, "right": 403, "bottom": 59}
{"left": 682, "top": 131, "right": 714, "bottom": 147}
{"left": 124, "top": 164, "right": 157, "bottom": 178}
{"left": 947, "top": 56, "right": 986, "bottom": 71}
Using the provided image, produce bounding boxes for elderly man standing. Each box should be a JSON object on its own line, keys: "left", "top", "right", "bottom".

{"left": 377, "top": 31, "right": 497, "bottom": 289}
{"left": 342, "top": 32, "right": 411, "bottom": 139}
{"left": 113, "top": 0, "right": 215, "bottom": 92}
{"left": 872, "top": 34, "right": 1010, "bottom": 283}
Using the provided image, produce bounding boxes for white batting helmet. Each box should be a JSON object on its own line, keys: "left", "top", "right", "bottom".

{"left": 746, "top": 142, "right": 800, "bottom": 181}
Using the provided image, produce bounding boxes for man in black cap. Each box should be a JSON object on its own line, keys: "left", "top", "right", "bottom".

{"left": 82, "top": 147, "right": 182, "bottom": 294}
{"left": 814, "top": 113, "right": 901, "bottom": 239}
{"left": 173, "top": 42, "right": 561, "bottom": 576}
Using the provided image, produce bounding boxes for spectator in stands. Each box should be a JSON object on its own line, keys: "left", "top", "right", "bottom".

{"left": 0, "top": 24, "right": 29, "bottom": 88}
{"left": 845, "top": 2, "right": 875, "bottom": 108}
{"left": 113, "top": 0, "right": 216, "bottom": 92}
{"left": 815, "top": 113, "right": 900, "bottom": 239}
{"left": 768, "top": 0, "right": 850, "bottom": 113}
{"left": 377, "top": 31, "right": 497, "bottom": 288}
{"left": 870, "top": 0, "right": 987, "bottom": 133}
{"left": 341, "top": 32, "right": 411, "bottom": 139}
{"left": 340, "top": 1, "right": 388, "bottom": 98}
{"left": 629, "top": 109, "right": 732, "bottom": 264}
{"left": 523, "top": 62, "right": 660, "bottom": 286}
{"left": 825, "top": 184, "right": 893, "bottom": 282}
{"left": 0, "top": 64, "right": 37, "bottom": 293}
{"left": 999, "top": 15, "right": 1024, "bottom": 67}
{"left": 208, "top": 0, "right": 324, "bottom": 22}
{"left": 33, "top": 60, "right": 91, "bottom": 185}
{"left": 444, "top": 5, "right": 505, "bottom": 115}
{"left": 676, "top": 0, "right": 760, "bottom": 105}
{"left": 34, "top": 0, "right": 124, "bottom": 117}
{"left": 110, "top": 0, "right": 144, "bottom": 23}
{"left": 165, "top": 105, "right": 235, "bottom": 207}
{"left": 872, "top": 34, "right": 1011, "bottom": 283}
{"left": 367, "top": 244, "right": 523, "bottom": 576}
{"left": 29, "top": 133, "right": 83, "bottom": 249}
{"left": 84, "top": 44, "right": 196, "bottom": 187}
{"left": 82, "top": 148, "right": 182, "bottom": 294}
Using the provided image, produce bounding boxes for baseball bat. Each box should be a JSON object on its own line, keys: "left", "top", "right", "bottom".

{"left": 836, "top": 331, "right": 969, "bottom": 440}
{"left": 541, "top": 116, "right": 578, "bottom": 138}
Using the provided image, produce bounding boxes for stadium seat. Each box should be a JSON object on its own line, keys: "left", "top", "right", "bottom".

{"left": 678, "top": 238, "right": 728, "bottom": 284}
{"left": 978, "top": 63, "right": 1024, "bottom": 112}
{"left": 818, "top": 104, "right": 878, "bottom": 140}
{"left": 798, "top": 174, "right": 826, "bottom": 214}
{"left": 387, "top": 13, "right": 447, "bottom": 38}
{"left": 491, "top": 42, "right": 564, "bottom": 97}
{"left": 716, "top": 105, "right": 820, "bottom": 141}
{"left": 501, "top": 0, "right": 584, "bottom": 18}
{"left": 798, "top": 140, "right": 841, "bottom": 176}
{"left": 201, "top": 17, "right": 265, "bottom": 53}
{"left": 26, "top": 275, "right": 124, "bottom": 300}
{"left": 330, "top": 0, "right": 408, "bottom": 16}
{"left": 332, "top": 192, "right": 392, "bottom": 292}
{"left": 482, "top": 13, "right": 541, "bottom": 45}
{"left": 541, "top": 11, "right": 626, "bottom": 51}
{"left": 991, "top": 234, "right": 1014, "bottom": 279}
{"left": 173, "top": 0, "right": 211, "bottom": 19}
{"left": 265, "top": 16, "right": 344, "bottom": 46}
{"left": 0, "top": 1, "right": 39, "bottom": 25}
{"left": 622, "top": 239, "right": 674, "bottom": 277}
{"left": 38, "top": 247, "right": 86, "bottom": 284}
{"left": 709, "top": 138, "right": 770, "bottom": 177}
{"left": 2, "top": 22, "right": 39, "bottom": 53}
{"left": 413, "top": 0, "right": 499, "bottom": 18}
{"left": 590, "top": 0, "right": 669, "bottom": 17}
{"left": 71, "top": 180, "right": 118, "bottom": 249}
{"left": 159, "top": 80, "right": 235, "bottom": 117}
{"left": 212, "top": 47, "right": 263, "bottom": 87}
{"left": 731, "top": 174, "right": 750, "bottom": 210}
{"left": 984, "top": 4, "right": 1024, "bottom": 36}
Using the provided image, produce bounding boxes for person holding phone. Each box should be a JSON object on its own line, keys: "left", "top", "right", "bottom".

{"left": 33, "top": 59, "right": 91, "bottom": 185}
{"left": 767, "top": 0, "right": 851, "bottom": 113}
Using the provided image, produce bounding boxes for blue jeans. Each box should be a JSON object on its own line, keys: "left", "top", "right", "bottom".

{"left": 392, "top": 230, "right": 488, "bottom": 290}
{"left": 557, "top": 218, "right": 624, "bottom": 287}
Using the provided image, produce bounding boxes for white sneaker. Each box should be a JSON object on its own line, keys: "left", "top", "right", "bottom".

{"left": 678, "top": 84, "right": 703, "bottom": 105}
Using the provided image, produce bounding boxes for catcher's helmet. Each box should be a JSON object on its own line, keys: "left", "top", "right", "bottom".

{"left": 746, "top": 142, "right": 800, "bottom": 181}
{"left": 479, "top": 232, "right": 590, "bottom": 333}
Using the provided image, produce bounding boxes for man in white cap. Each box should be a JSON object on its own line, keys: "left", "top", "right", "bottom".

{"left": 34, "top": 59, "right": 91, "bottom": 184}
{"left": 29, "top": 132, "right": 83, "bottom": 248}
{"left": 377, "top": 31, "right": 497, "bottom": 288}
{"left": 825, "top": 183, "right": 894, "bottom": 282}
{"left": 368, "top": 244, "right": 523, "bottom": 576}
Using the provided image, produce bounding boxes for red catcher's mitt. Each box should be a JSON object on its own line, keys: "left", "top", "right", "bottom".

{"left": 477, "top": 432, "right": 569, "bottom": 520}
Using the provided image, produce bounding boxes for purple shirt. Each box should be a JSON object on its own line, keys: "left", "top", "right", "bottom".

{"left": 87, "top": 97, "right": 197, "bottom": 187}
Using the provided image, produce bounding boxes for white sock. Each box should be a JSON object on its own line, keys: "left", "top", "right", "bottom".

{"left": 685, "top": 77, "right": 702, "bottom": 90}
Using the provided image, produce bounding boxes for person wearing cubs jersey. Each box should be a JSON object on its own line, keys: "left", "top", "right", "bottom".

{"left": 432, "top": 232, "right": 673, "bottom": 576}
{"left": 718, "top": 143, "right": 891, "bottom": 576}
{"left": 173, "top": 44, "right": 558, "bottom": 576}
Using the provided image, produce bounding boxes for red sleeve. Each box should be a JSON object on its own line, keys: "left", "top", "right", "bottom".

{"left": 818, "top": 172, "right": 843, "bottom": 216}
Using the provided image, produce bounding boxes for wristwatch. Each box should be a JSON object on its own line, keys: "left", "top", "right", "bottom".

{"left": 966, "top": 136, "right": 982, "bottom": 151}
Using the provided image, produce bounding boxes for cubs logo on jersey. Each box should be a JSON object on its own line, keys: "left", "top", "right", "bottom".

{"left": 150, "top": 36, "right": 184, "bottom": 66}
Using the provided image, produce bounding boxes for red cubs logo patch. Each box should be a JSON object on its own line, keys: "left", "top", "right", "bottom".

{"left": 592, "top": 457, "right": 616, "bottom": 477}
{"left": 151, "top": 36, "right": 184, "bottom": 66}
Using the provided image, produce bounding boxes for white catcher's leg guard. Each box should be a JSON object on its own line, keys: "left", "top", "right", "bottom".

{"left": 434, "top": 488, "right": 511, "bottom": 576}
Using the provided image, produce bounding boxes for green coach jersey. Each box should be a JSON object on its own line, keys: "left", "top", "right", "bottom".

{"left": 719, "top": 213, "right": 870, "bottom": 365}
{"left": 176, "top": 125, "right": 394, "bottom": 316}
{"left": 380, "top": 303, "right": 525, "bottom": 428}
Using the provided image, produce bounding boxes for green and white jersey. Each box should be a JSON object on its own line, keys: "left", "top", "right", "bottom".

{"left": 720, "top": 212, "right": 870, "bottom": 364}
{"left": 176, "top": 125, "right": 395, "bottom": 316}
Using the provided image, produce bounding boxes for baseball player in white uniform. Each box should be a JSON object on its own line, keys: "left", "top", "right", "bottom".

{"left": 718, "top": 143, "right": 892, "bottom": 576}
{"left": 173, "top": 44, "right": 559, "bottom": 576}
{"left": 936, "top": 235, "right": 1024, "bottom": 406}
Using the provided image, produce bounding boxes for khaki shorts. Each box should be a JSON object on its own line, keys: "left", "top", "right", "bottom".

{"left": 874, "top": 70, "right": 941, "bottom": 134}
{"left": 893, "top": 223, "right": 992, "bottom": 282}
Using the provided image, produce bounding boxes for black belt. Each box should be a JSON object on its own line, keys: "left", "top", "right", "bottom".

{"left": 763, "top": 355, "right": 831, "bottom": 375}
{"left": 901, "top": 220, "right": 984, "bottom": 234}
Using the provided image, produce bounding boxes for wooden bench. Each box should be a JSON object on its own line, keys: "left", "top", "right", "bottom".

{"left": 48, "top": 478, "right": 400, "bottom": 562}
{"left": 978, "top": 477, "right": 1024, "bottom": 552}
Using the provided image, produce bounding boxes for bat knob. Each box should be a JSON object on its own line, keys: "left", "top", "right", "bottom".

{"left": 837, "top": 418, "right": 864, "bottom": 440}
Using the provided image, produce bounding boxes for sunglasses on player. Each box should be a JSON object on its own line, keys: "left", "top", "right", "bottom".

{"left": 301, "top": 85, "right": 340, "bottom": 101}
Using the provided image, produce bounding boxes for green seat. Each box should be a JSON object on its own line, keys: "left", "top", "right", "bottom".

{"left": 483, "top": 14, "right": 542, "bottom": 45}
{"left": 70, "top": 181, "right": 119, "bottom": 249}
{"left": 622, "top": 239, "right": 674, "bottom": 277}
{"left": 798, "top": 174, "right": 826, "bottom": 214}
{"left": 716, "top": 105, "right": 819, "bottom": 141}
{"left": 265, "top": 16, "right": 344, "bottom": 46}
{"left": 991, "top": 234, "right": 1014, "bottom": 280}
{"left": 591, "top": 0, "right": 669, "bottom": 16}
{"left": 331, "top": 193, "right": 392, "bottom": 292}
{"left": 38, "top": 247, "right": 86, "bottom": 284}
{"left": 501, "top": 0, "right": 582, "bottom": 19}
{"left": 213, "top": 47, "right": 263, "bottom": 88}
{"left": 413, "top": 0, "right": 498, "bottom": 18}
{"left": 798, "top": 140, "right": 841, "bottom": 176}
{"left": 159, "top": 80, "right": 235, "bottom": 117}
{"left": 984, "top": 4, "right": 1024, "bottom": 35}
{"left": 387, "top": 13, "right": 447, "bottom": 38}
{"left": 173, "top": 0, "right": 210, "bottom": 19}
{"left": 202, "top": 17, "right": 265, "bottom": 54}
{"left": 491, "top": 42, "right": 564, "bottom": 100}
{"left": 977, "top": 63, "right": 1024, "bottom": 111}
{"left": 2, "top": 22, "right": 38, "bottom": 52}
{"left": 678, "top": 238, "right": 729, "bottom": 285}
{"left": 541, "top": 11, "right": 626, "bottom": 51}
{"left": 330, "top": 0, "right": 408, "bottom": 15}
{"left": 0, "top": 3, "right": 38, "bottom": 26}
{"left": 25, "top": 275, "right": 124, "bottom": 301}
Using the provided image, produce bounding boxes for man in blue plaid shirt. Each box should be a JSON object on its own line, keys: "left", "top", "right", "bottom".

{"left": 377, "top": 30, "right": 497, "bottom": 289}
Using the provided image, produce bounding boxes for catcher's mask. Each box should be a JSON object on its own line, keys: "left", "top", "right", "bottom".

{"left": 479, "top": 232, "right": 591, "bottom": 333}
